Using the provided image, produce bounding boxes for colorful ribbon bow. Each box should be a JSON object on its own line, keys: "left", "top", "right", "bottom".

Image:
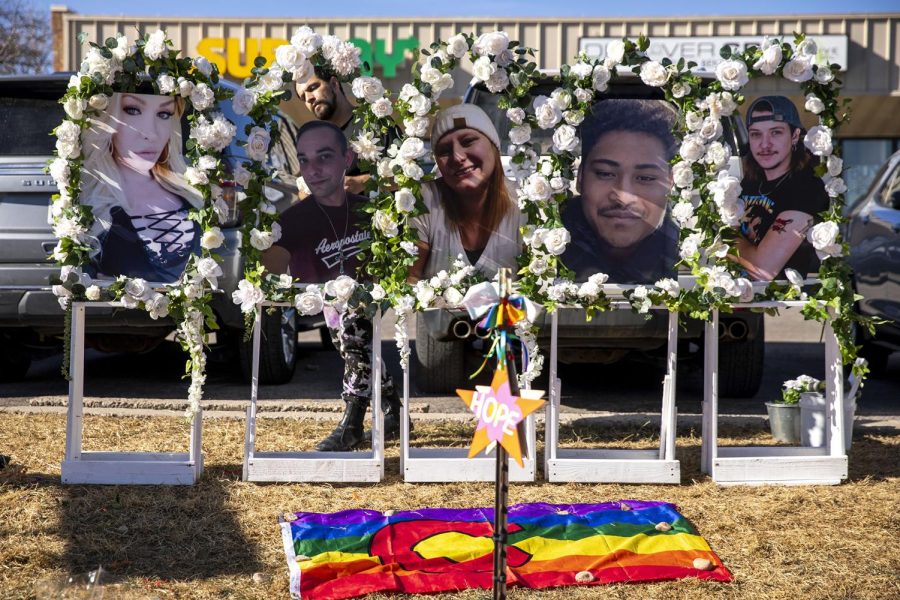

{"left": 460, "top": 282, "right": 541, "bottom": 378}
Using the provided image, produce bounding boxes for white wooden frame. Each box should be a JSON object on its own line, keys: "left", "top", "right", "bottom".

{"left": 544, "top": 303, "right": 680, "bottom": 483}
{"left": 701, "top": 302, "right": 848, "bottom": 485}
{"left": 61, "top": 301, "right": 203, "bottom": 485}
{"left": 242, "top": 300, "right": 384, "bottom": 482}
{"left": 400, "top": 311, "right": 537, "bottom": 482}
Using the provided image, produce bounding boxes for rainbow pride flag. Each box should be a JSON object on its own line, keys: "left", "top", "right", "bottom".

{"left": 280, "top": 500, "right": 731, "bottom": 599}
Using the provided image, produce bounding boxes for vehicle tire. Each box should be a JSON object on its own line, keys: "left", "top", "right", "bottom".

{"left": 414, "top": 312, "right": 465, "bottom": 394}
{"left": 238, "top": 307, "right": 298, "bottom": 384}
{"left": 718, "top": 317, "right": 765, "bottom": 398}
{"left": 0, "top": 333, "right": 31, "bottom": 382}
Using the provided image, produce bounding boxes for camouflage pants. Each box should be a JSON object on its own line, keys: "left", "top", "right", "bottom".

{"left": 325, "top": 307, "right": 397, "bottom": 406}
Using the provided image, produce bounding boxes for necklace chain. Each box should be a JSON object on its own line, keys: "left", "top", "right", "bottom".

{"left": 758, "top": 172, "right": 792, "bottom": 196}
{"left": 314, "top": 198, "right": 350, "bottom": 275}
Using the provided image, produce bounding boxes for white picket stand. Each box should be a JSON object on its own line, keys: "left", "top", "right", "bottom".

{"left": 61, "top": 301, "right": 203, "bottom": 485}
{"left": 544, "top": 304, "right": 680, "bottom": 483}
{"left": 242, "top": 301, "right": 384, "bottom": 482}
{"left": 400, "top": 311, "right": 537, "bottom": 482}
{"left": 701, "top": 302, "right": 848, "bottom": 486}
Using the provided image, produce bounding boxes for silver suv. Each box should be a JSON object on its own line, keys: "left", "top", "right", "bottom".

{"left": 0, "top": 74, "right": 308, "bottom": 383}
{"left": 413, "top": 74, "right": 765, "bottom": 398}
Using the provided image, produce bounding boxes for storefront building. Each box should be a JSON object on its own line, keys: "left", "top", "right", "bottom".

{"left": 52, "top": 8, "right": 900, "bottom": 200}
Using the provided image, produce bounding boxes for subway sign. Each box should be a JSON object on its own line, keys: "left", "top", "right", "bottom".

{"left": 197, "top": 36, "right": 418, "bottom": 79}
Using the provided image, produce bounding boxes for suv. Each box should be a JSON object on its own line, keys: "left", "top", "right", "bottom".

{"left": 0, "top": 74, "right": 310, "bottom": 383}
{"left": 413, "top": 73, "right": 765, "bottom": 398}
{"left": 845, "top": 149, "right": 900, "bottom": 376}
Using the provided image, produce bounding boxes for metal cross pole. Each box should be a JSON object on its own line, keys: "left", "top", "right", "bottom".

{"left": 492, "top": 267, "right": 518, "bottom": 600}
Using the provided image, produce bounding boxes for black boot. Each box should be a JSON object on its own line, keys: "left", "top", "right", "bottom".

{"left": 364, "top": 391, "right": 412, "bottom": 443}
{"left": 315, "top": 398, "right": 367, "bottom": 452}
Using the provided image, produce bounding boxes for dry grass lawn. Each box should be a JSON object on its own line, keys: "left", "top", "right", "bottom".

{"left": 1, "top": 413, "right": 898, "bottom": 599}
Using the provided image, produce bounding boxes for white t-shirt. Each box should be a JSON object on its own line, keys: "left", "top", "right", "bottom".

{"left": 409, "top": 180, "right": 525, "bottom": 279}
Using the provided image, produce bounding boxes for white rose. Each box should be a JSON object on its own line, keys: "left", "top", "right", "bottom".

{"left": 606, "top": 40, "right": 625, "bottom": 64}
{"left": 785, "top": 268, "right": 805, "bottom": 287}
{"left": 528, "top": 256, "right": 549, "bottom": 275}
{"left": 574, "top": 87, "right": 593, "bottom": 103}
{"left": 753, "top": 44, "right": 783, "bottom": 75}
{"left": 403, "top": 117, "right": 429, "bottom": 138}
{"left": 276, "top": 274, "right": 294, "bottom": 289}
{"left": 566, "top": 61, "right": 590, "bottom": 80}
{"left": 193, "top": 56, "right": 213, "bottom": 77}
{"left": 402, "top": 161, "right": 424, "bottom": 180}
{"left": 233, "top": 163, "right": 252, "bottom": 187}
{"left": 704, "top": 141, "right": 730, "bottom": 169}
{"left": 407, "top": 93, "right": 431, "bottom": 117}
{"left": 124, "top": 278, "right": 150, "bottom": 300}
{"left": 325, "top": 275, "right": 356, "bottom": 301}
{"left": 540, "top": 161, "right": 553, "bottom": 177}
{"left": 197, "top": 154, "right": 217, "bottom": 172}
{"left": 543, "top": 227, "right": 571, "bottom": 256}
{"left": 472, "top": 56, "right": 496, "bottom": 82}
{"left": 245, "top": 126, "right": 271, "bottom": 162}
{"left": 826, "top": 155, "right": 843, "bottom": 177}
{"left": 671, "top": 202, "right": 696, "bottom": 228}
{"left": 446, "top": 34, "right": 469, "bottom": 59}
{"left": 824, "top": 177, "right": 847, "bottom": 198}
{"left": 48, "top": 157, "right": 70, "bottom": 186}
{"left": 782, "top": 57, "right": 813, "bottom": 83}
{"left": 685, "top": 111, "right": 703, "bottom": 132}
{"left": 507, "top": 107, "right": 526, "bottom": 125}
{"left": 734, "top": 277, "right": 755, "bottom": 302}
{"left": 232, "top": 87, "right": 257, "bottom": 116}
{"left": 671, "top": 82, "right": 691, "bottom": 98}
{"left": 672, "top": 162, "right": 694, "bottom": 188}
{"left": 699, "top": 117, "right": 723, "bottom": 142}
{"left": 290, "top": 26, "right": 322, "bottom": 55}
{"left": 197, "top": 256, "right": 223, "bottom": 288}
{"left": 806, "top": 221, "right": 841, "bottom": 260}
{"left": 371, "top": 98, "right": 393, "bottom": 118}
{"left": 804, "top": 94, "right": 825, "bottom": 115}
{"left": 350, "top": 131, "right": 383, "bottom": 162}
{"left": 157, "top": 75, "right": 175, "bottom": 94}
{"left": 295, "top": 289, "right": 325, "bottom": 316}
{"left": 200, "top": 226, "right": 224, "bottom": 249}
{"left": 184, "top": 166, "right": 208, "bottom": 186}
{"left": 546, "top": 284, "right": 568, "bottom": 302}
{"left": 289, "top": 59, "right": 314, "bottom": 83}
{"left": 85, "top": 285, "right": 101, "bottom": 301}
{"left": 485, "top": 68, "right": 509, "bottom": 93}
{"left": 655, "top": 278, "right": 680, "bottom": 297}
{"left": 523, "top": 174, "right": 552, "bottom": 202}
{"left": 249, "top": 227, "right": 276, "bottom": 251}
{"left": 86, "top": 94, "right": 110, "bottom": 113}
{"left": 144, "top": 30, "right": 168, "bottom": 61}
{"left": 351, "top": 76, "right": 384, "bottom": 103}
{"left": 550, "top": 88, "right": 572, "bottom": 111}
{"left": 258, "top": 67, "right": 286, "bottom": 93}
{"left": 399, "top": 240, "right": 418, "bottom": 256}
{"left": 183, "top": 283, "right": 202, "bottom": 300}
{"left": 63, "top": 97, "right": 85, "bottom": 120}
{"left": 476, "top": 31, "right": 509, "bottom": 56}
{"left": 275, "top": 44, "right": 306, "bottom": 71}
{"left": 533, "top": 96, "right": 562, "bottom": 130}
{"left": 640, "top": 61, "right": 669, "bottom": 87}
{"left": 679, "top": 135, "right": 706, "bottom": 163}
{"left": 177, "top": 77, "right": 194, "bottom": 97}
{"left": 146, "top": 293, "right": 170, "bottom": 320}
{"left": 370, "top": 283, "right": 386, "bottom": 301}
{"left": 715, "top": 59, "right": 749, "bottom": 91}
{"left": 797, "top": 39, "right": 817, "bottom": 57}
{"left": 680, "top": 232, "right": 704, "bottom": 260}
{"left": 552, "top": 124, "right": 578, "bottom": 153}
{"left": 415, "top": 284, "right": 435, "bottom": 306}
{"left": 588, "top": 272, "right": 609, "bottom": 287}
{"left": 804, "top": 125, "right": 833, "bottom": 157}
{"left": 374, "top": 210, "right": 399, "bottom": 237}
{"left": 443, "top": 287, "right": 464, "bottom": 307}
{"left": 394, "top": 188, "right": 416, "bottom": 213}
{"left": 814, "top": 64, "right": 834, "bottom": 84}
{"left": 398, "top": 137, "right": 427, "bottom": 161}
{"left": 578, "top": 281, "right": 600, "bottom": 301}
{"left": 509, "top": 124, "right": 531, "bottom": 145}
{"left": 564, "top": 110, "right": 585, "bottom": 127}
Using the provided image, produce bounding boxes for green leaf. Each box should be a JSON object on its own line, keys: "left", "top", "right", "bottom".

{"left": 105, "top": 37, "right": 118, "bottom": 49}
{"left": 77, "top": 32, "right": 89, "bottom": 45}
{"left": 719, "top": 45, "right": 733, "bottom": 60}
{"left": 253, "top": 56, "right": 266, "bottom": 68}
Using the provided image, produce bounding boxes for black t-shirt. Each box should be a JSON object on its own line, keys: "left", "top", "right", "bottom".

{"left": 560, "top": 195, "right": 679, "bottom": 284}
{"left": 274, "top": 194, "right": 370, "bottom": 283}
{"left": 738, "top": 170, "right": 830, "bottom": 277}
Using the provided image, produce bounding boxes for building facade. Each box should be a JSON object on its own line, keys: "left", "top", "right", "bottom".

{"left": 52, "top": 8, "right": 900, "bottom": 200}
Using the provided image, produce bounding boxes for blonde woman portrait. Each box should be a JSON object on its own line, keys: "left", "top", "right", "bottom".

{"left": 80, "top": 91, "right": 202, "bottom": 282}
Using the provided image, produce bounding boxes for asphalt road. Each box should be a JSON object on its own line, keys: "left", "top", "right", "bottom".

{"left": 1, "top": 311, "right": 897, "bottom": 422}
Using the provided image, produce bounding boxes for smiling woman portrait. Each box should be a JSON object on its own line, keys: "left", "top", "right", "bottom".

{"left": 561, "top": 99, "right": 679, "bottom": 284}
{"left": 732, "top": 95, "right": 829, "bottom": 281}
{"left": 408, "top": 104, "right": 524, "bottom": 282}
{"left": 80, "top": 92, "right": 203, "bottom": 283}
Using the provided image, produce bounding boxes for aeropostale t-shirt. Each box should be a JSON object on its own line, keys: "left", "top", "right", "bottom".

{"left": 274, "top": 193, "right": 370, "bottom": 283}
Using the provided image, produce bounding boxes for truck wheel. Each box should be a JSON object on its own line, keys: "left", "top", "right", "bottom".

{"left": 718, "top": 317, "right": 765, "bottom": 398}
{"left": 238, "top": 307, "right": 298, "bottom": 384}
{"left": 0, "top": 333, "right": 31, "bottom": 382}
{"left": 414, "top": 312, "right": 465, "bottom": 394}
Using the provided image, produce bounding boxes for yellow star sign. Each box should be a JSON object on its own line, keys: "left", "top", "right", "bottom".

{"left": 456, "top": 368, "right": 545, "bottom": 467}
